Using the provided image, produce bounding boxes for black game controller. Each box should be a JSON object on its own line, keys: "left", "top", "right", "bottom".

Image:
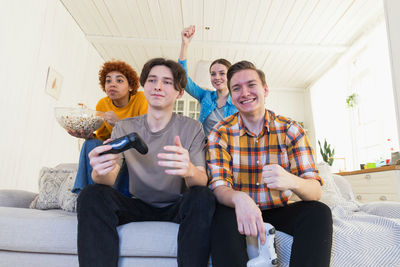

{"left": 100, "top": 132, "right": 148, "bottom": 155}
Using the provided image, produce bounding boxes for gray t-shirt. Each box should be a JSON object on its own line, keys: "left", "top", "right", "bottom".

{"left": 111, "top": 113, "right": 206, "bottom": 207}
{"left": 203, "top": 106, "right": 225, "bottom": 137}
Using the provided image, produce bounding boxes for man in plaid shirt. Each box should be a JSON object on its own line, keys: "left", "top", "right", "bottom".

{"left": 207, "top": 61, "right": 332, "bottom": 267}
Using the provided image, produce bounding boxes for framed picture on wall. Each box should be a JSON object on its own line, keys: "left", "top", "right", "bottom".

{"left": 45, "top": 67, "right": 63, "bottom": 100}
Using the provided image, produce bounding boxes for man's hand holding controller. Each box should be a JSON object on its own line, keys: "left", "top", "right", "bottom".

{"left": 88, "top": 142, "right": 120, "bottom": 177}
{"left": 89, "top": 132, "right": 148, "bottom": 178}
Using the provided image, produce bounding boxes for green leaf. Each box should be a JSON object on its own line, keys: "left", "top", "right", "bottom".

{"left": 318, "top": 139, "right": 335, "bottom": 165}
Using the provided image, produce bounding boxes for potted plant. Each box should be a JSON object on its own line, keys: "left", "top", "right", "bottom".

{"left": 318, "top": 139, "right": 335, "bottom": 166}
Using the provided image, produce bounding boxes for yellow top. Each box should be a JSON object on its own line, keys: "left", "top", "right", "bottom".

{"left": 95, "top": 91, "right": 148, "bottom": 141}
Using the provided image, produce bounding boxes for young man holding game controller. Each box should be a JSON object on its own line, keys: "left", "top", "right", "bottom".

{"left": 77, "top": 58, "right": 215, "bottom": 267}
{"left": 207, "top": 61, "right": 333, "bottom": 266}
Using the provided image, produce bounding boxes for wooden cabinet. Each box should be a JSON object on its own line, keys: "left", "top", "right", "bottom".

{"left": 337, "top": 165, "right": 400, "bottom": 203}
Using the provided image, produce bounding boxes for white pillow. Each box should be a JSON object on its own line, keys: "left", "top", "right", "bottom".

{"left": 317, "top": 162, "right": 359, "bottom": 211}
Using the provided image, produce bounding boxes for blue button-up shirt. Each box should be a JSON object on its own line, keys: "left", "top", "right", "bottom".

{"left": 178, "top": 59, "right": 238, "bottom": 124}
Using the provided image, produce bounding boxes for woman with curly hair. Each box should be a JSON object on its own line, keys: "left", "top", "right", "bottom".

{"left": 72, "top": 60, "right": 148, "bottom": 195}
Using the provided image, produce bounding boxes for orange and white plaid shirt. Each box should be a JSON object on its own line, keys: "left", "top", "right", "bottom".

{"left": 207, "top": 109, "right": 322, "bottom": 210}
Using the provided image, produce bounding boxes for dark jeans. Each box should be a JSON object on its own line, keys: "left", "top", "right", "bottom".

{"left": 77, "top": 184, "right": 215, "bottom": 267}
{"left": 211, "top": 201, "right": 333, "bottom": 267}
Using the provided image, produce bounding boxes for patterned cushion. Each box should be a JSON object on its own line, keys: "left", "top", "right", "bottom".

{"left": 30, "top": 167, "right": 77, "bottom": 212}
{"left": 58, "top": 173, "right": 78, "bottom": 212}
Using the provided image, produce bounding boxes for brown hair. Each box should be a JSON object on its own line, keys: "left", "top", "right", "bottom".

{"left": 98, "top": 60, "right": 139, "bottom": 96}
{"left": 209, "top": 58, "right": 231, "bottom": 73}
{"left": 227, "top": 61, "right": 267, "bottom": 90}
{"left": 139, "top": 58, "right": 187, "bottom": 93}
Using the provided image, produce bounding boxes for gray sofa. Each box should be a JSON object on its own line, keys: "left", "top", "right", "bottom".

{"left": 0, "top": 163, "right": 294, "bottom": 267}
{"left": 0, "top": 190, "right": 293, "bottom": 267}
{"left": 1, "top": 163, "right": 400, "bottom": 267}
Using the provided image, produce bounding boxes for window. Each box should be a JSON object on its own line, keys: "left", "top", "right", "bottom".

{"left": 188, "top": 100, "right": 200, "bottom": 120}
{"left": 348, "top": 30, "right": 398, "bottom": 166}
{"left": 311, "top": 22, "right": 398, "bottom": 171}
{"left": 173, "top": 96, "right": 201, "bottom": 120}
{"left": 173, "top": 100, "right": 185, "bottom": 115}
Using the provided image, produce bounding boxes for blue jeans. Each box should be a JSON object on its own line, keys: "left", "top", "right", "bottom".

{"left": 77, "top": 184, "right": 216, "bottom": 267}
{"left": 72, "top": 139, "right": 130, "bottom": 197}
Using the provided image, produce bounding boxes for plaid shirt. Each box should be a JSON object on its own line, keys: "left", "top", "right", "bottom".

{"left": 207, "top": 109, "right": 322, "bottom": 210}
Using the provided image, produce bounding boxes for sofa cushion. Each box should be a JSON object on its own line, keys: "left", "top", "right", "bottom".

{"left": 0, "top": 206, "right": 294, "bottom": 265}
{"left": 0, "top": 207, "right": 77, "bottom": 254}
{"left": 0, "top": 207, "right": 179, "bottom": 257}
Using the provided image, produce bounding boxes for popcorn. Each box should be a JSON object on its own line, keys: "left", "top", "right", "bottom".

{"left": 55, "top": 107, "right": 104, "bottom": 137}
{"left": 58, "top": 114, "right": 103, "bottom": 135}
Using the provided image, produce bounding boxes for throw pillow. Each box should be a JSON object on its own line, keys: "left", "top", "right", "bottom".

{"left": 58, "top": 172, "right": 78, "bottom": 212}
{"left": 317, "top": 162, "right": 360, "bottom": 211}
{"left": 30, "top": 167, "right": 77, "bottom": 212}
{"left": 317, "top": 162, "right": 340, "bottom": 207}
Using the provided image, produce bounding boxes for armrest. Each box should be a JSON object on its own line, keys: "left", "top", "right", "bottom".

{"left": 0, "top": 189, "right": 38, "bottom": 208}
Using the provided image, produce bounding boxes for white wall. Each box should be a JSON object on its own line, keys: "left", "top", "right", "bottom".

{"left": 0, "top": 0, "right": 104, "bottom": 191}
{"left": 266, "top": 88, "right": 306, "bottom": 126}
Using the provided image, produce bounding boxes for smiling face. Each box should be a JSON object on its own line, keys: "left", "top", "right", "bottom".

{"left": 104, "top": 71, "right": 131, "bottom": 104}
{"left": 230, "top": 69, "right": 269, "bottom": 118}
{"left": 143, "top": 65, "right": 183, "bottom": 111}
{"left": 210, "top": 63, "right": 228, "bottom": 91}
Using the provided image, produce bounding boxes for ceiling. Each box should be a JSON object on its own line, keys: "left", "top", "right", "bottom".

{"left": 60, "top": 0, "right": 384, "bottom": 90}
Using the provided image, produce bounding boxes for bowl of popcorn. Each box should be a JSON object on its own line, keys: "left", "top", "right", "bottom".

{"left": 55, "top": 107, "right": 104, "bottom": 138}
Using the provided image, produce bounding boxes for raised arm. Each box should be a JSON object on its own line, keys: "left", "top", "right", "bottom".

{"left": 178, "top": 25, "right": 207, "bottom": 100}
{"left": 179, "top": 25, "right": 195, "bottom": 61}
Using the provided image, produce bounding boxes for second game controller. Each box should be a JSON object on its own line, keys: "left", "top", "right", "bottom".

{"left": 247, "top": 223, "right": 278, "bottom": 267}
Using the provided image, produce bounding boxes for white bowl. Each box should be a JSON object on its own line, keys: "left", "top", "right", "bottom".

{"left": 55, "top": 107, "right": 104, "bottom": 136}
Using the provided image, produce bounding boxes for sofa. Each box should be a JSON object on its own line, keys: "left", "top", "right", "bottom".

{"left": 0, "top": 163, "right": 400, "bottom": 267}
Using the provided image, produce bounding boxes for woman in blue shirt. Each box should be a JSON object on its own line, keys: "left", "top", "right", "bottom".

{"left": 179, "top": 25, "right": 237, "bottom": 136}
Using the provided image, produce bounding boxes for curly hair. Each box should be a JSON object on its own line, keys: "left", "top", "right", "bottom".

{"left": 98, "top": 60, "right": 140, "bottom": 96}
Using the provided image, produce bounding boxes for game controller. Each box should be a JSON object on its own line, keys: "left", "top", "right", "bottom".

{"left": 99, "top": 132, "right": 148, "bottom": 155}
{"left": 247, "top": 223, "right": 278, "bottom": 267}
